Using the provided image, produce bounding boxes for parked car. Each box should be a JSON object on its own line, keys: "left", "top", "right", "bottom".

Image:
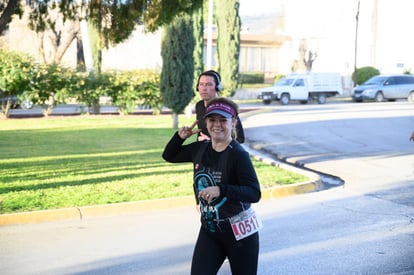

{"left": 0, "top": 89, "right": 34, "bottom": 109}
{"left": 352, "top": 74, "right": 414, "bottom": 102}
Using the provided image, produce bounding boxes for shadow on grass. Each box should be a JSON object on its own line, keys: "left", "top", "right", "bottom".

{"left": 0, "top": 127, "right": 172, "bottom": 158}
{"left": 0, "top": 127, "right": 192, "bottom": 193}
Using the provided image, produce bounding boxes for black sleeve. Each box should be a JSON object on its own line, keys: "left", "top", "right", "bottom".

{"left": 195, "top": 101, "right": 209, "bottom": 138}
{"left": 235, "top": 116, "right": 245, "bottom": 143}
{"left": 218, "top": 147, "right": 261, "bottom": 203}
{"left": 162, "top": 132, "right": 195, "bottom": 163}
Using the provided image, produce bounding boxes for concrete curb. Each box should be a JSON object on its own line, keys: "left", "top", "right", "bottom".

{"left": 243, "top": 145, "right": 322, "bottom": 200}
{"left": 0, "top": 197, "right": 196, "bottom": 226}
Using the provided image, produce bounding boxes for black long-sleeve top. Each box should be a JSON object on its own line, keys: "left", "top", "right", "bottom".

{"left": 162, "top": 132, "right": 260, "bottom": 232}
{"left": 195, "top": 100, "right": 245, "bottom": 143}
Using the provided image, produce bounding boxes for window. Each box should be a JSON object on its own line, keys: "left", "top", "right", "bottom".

{"left": 294, "top": 79, "right": 305, "bottom": 86}
{"left": 398, "top": 76, "right": 414, "bottom": 84}
{"left": 385, "top": 77, "right": 397, "bottom": 85}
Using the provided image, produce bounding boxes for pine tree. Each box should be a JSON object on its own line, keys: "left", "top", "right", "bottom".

{"left": 192, "top": 5, "right": 204, "bottom": 89}
{"left": 160, "top": 14, "right": 195, "bottom": 128}
{"left": 215, "top": 0, "right": 241, "bottom": 97}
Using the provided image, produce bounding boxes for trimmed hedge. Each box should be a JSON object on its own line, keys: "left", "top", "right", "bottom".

{"left": 239, "top": 72, "right": 265, "bottom": 84}
{"left": 0, "top": 49, "right": 163, "bottom": 118}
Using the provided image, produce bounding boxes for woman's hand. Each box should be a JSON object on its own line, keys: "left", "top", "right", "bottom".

{"left": 410, "top": 131, "right": 414, "bottom": 142}
{"left": 178, "top": 120, "right": 201, "bottom": 140}
{"left": 197, "top": 132, "right": 210, "bottom": 141}
{"left": 199, "top": 186, "right": 220, "bottom": 204}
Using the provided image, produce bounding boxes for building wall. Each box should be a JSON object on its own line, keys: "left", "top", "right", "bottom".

{"left": 101, "top": 26, "right": 163, "bottom": 71}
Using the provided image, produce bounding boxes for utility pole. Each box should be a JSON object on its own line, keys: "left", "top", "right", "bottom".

{"left": 353, "top": 0, "right": 360, "bottom": 87}
{"left": 371, "top": 0, "right": 378, "bottom": 67}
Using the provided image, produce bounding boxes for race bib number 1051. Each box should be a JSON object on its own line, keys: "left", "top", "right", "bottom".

{"left": 229, "top": 208, "right": 263, "bottom": 241}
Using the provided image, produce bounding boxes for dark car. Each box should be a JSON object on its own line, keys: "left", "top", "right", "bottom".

{"left": 0, "top": 89, "right": 33, "bottom": 109}
{"left": 352, "top": 74, "right": 414, "bottom": 102}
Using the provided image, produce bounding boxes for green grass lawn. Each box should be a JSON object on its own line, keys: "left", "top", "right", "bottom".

{"left": 0, "top": 115, "right": 307, "bottom": 214}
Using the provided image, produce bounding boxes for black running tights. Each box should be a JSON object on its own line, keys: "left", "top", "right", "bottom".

{"left": 191, "top": 226, "right": 259, "bottom": 275}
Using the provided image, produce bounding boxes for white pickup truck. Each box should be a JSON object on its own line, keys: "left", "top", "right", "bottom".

{"left": 258, "top": 73, "right": 343, "bottom": 105}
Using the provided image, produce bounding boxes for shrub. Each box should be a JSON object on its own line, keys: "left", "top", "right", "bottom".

{"left": 108, "top": 70, "right": 162, "bottom": 115}
{"left": 0, "top": 50, "right": 163, "bottom": 116}
{"left": 239, "top": 72, "right": 265, "bottom": 85}
{"left": 273, "top": 74, "right": 286, "bottom": 83}
{"left": 136, "top": 70, "right": 162, "bottom": 114}
{"left": 28, "top": 63, "right": 75, "bottom": 116}
{"left": 353, "top": 66, "right": 380, "bottom": 85}
{"left": 71, "top": 72, "right": 111, "bottom": 114}
{"left": 0, "top": 50, "right": 35, "bottom": 118}
{"left": 403, "top": 68, "right": 412, "bottom": 75}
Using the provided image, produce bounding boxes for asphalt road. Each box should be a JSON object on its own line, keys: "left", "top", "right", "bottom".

{"left": 242, "top": 101, "right": 414, "bottom": 194}
{"left": 1, "top": 101, "right": 414, "bottom": 275}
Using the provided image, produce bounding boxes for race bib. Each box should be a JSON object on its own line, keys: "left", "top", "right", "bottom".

{"left": 229, "top": 208, "right": 263, "bottom": 241}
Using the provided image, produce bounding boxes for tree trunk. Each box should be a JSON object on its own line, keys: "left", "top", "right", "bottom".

{"left": 37, "top": 32, "right": 47, "bottom": 64}
{"left": 54, "top": 20, "right": 80, "bottom": 63}
{"left": 76, "top": 32, "right": 86, "bottom": 72}
{"left": 172, "top": 113, "right": 179, "bottom": 129}
{"left": 0, "top": 0, "right": 19, "bottom": 35}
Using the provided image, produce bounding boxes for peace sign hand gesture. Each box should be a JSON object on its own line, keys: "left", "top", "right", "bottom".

{"left": 178, "top": 121, "right": 201, "bottom": 140}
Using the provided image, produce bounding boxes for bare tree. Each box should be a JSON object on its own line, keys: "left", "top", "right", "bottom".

{"left": 35, "top": 16, "right": 81, "bottom": 64}
{"left": 299, "top": 38, "right": 318, "bottom": 72}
